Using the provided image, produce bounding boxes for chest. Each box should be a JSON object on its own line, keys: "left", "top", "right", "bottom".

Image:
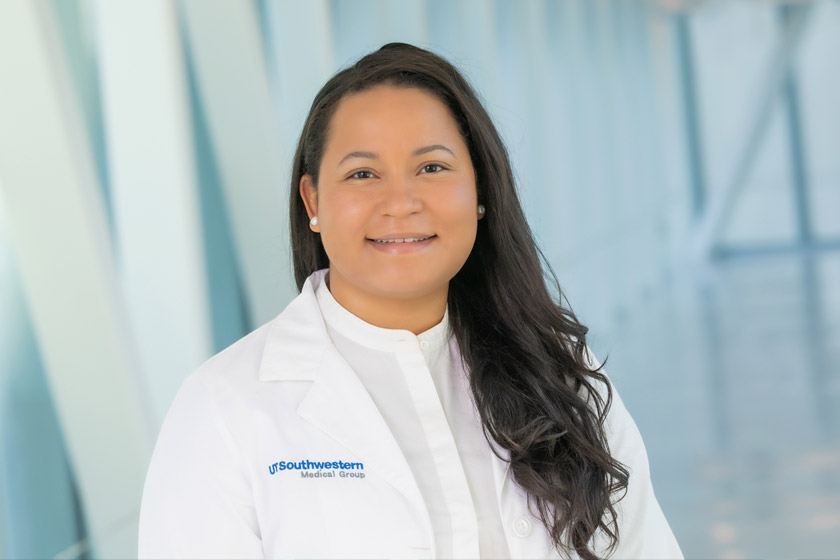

{"left": 239, "top": 395, "right": 570, "bottom": 559}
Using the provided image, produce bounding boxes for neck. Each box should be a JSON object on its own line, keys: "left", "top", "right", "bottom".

{"left": 326, "top": 270, "right": 447, "bottom": 335}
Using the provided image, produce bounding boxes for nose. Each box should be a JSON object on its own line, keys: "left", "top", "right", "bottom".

{"left": 378, "top": 174, "right": 423, "bottom": 217}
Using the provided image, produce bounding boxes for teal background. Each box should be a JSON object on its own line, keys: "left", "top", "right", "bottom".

{"left": 0, "top": 1, "right": 838, "bottom": 558}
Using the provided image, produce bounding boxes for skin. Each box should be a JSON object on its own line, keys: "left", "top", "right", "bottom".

{"left": 299, "top": 84, "right": 484, "bottom": 335}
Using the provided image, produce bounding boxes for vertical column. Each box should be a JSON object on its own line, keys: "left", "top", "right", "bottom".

{"left": 180, "top": 0, "right": 294, "bottom": 326}
{"left": 0, "top": 1, "right": 153, "bottom": 556}
{"left": 94, "top": 0, "right": 213, "bottom": 429}
{"left": 262, "top": 0, "right": 334, "bottom": 180}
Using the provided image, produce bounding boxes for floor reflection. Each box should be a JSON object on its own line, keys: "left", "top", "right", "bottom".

{"left": 599, "top": 250, "right": 840, "bottom": 559}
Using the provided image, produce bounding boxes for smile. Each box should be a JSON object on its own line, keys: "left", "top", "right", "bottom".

{"left": 366, "top": 235, "right": 437, "bottom": 254}
{"left": 370, "top": 235, "right": 435, "bottom": 244}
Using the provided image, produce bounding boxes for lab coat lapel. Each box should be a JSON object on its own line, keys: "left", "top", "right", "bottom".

{"left": 258, "top": 270, "right": 435, "bottom": 550}
{"left": 490, "top": 440, "right": 512, "bottom": 506}
{"left": 450, "top": 333, "right": 513, "bottom": 515}
{"left": 296, "top": 349, "right": 435, "bottom": 531}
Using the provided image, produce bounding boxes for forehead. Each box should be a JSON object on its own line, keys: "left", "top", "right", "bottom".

{"left": 325, "top": 85, "right": 464, "bottom": 154}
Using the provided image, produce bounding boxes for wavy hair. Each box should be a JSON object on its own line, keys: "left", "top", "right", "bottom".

{"left": 288, "top": 42, "right": 629, "bottom": 560}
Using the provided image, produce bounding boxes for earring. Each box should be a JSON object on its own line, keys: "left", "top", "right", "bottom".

{"left": 478, "top": 205, "right": 485, "bottom": 215}
{"left": 310, "top": 216, "right": 319, "bottom": 226}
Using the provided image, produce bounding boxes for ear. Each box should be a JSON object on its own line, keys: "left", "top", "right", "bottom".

{"left": 299, "top": 174, "right": 319, "bottom": 232}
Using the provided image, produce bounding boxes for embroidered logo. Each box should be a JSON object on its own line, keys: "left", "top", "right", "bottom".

{"left": 268, "top": 459, "right": 366, "bottom": 479}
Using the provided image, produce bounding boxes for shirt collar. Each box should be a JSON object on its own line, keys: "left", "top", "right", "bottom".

{"left": 314, "top": 268, "right": 452, "bottom": 354}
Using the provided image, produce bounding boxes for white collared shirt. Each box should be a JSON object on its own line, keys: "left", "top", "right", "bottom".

{"left": 315, "top": 272, "right": 511, "bottom": 559}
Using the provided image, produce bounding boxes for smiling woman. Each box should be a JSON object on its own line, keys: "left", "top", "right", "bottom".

{"left": 298, "top": 84, "right": 483, "bottom": 334}
{"left": 138, "top": 42, "right": 683, "bottom": 560}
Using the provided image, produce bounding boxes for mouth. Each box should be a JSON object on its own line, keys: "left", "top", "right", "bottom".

{"left": 367, "top": 234, "right": 437, "bottom": 244}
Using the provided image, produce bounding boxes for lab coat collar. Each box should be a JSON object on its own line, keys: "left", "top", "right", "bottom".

{"left": 258, "top": 268, "right": 330, "bottom": 383}
{"left": 258, "top": 267, "right": 512, "bottom": 543}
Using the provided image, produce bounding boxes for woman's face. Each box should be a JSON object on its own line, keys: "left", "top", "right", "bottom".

{"left": 300, "top": 84, "right": 482, "bottom": 303}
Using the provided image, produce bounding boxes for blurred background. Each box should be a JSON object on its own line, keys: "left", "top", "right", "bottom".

{"left": 0, "top": 0, "right": 838, "bottom": 558}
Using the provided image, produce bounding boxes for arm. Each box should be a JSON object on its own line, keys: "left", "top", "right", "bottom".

{"left": 138, "top": 370, "right": 264, "bottom": 559}
{"left": 584, "top": 347, "right": 684, "bottom": 560}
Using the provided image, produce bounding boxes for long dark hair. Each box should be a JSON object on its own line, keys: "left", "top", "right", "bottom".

{"left": 288, "top": 42, "right": 629, "bottom": 560}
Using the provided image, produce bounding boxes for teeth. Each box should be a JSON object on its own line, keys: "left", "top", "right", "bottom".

{"left": 373, "top": 236, "right": 432, "bottom": 244}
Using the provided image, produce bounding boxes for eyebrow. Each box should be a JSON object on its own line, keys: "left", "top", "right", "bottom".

{"left": 337, "top": 144, "right": 455, "bottom": 167}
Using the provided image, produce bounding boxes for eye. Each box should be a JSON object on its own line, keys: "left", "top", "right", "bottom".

{"left": 421, "top": 163, "right": 446, "bottom": 174}
{"left": 348, "top": 170, "right": 374, "bottom": 180}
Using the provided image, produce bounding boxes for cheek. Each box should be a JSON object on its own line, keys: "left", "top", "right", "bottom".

{"left": 436, "top": 210, "right": 478, "bottom": 256}
{"left": 326, "top": 192, "right": 365, "bottom": 220}
{"left": 437, "top": 187, "right": 477, "bottom": 228}
{"left": 319, "top": 195, "right": 368, "bottom": 252}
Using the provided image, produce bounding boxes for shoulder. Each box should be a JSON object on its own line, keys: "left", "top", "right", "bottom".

{"left": 177, "top": 272, "right": 323, "bottom": 399}
{"left": 158, "top": 278, "right": 326, "bottom": 435}
{"left": 153, "top": 319, "right": 278, "bottom": 444}
{"left": 191, "top": 319, "right": 276, "bottom": 389}
{"left": 577, "top": 344, "right": 644, "bottom": 467}
{"left": 162, "top": 319, "right": 275, "bottom": 420}
{"left": 569, "top": 342, "right": 684, "bottom": 558}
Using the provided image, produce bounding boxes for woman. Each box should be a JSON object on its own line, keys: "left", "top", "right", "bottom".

{"left": 138, "top": 42, "right": 683, "bottom": 560}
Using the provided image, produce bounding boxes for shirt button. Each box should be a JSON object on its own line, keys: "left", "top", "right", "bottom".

{"left": 512, "top": 516, "right": 532, "bottom": 538}
{"left": 419, "top": 340, "right": 429, "bottom": 350}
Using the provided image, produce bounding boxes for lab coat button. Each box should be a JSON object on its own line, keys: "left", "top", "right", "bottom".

{"left": 420, "top": 340, "right": 429, "bottom": 350}
{"left": 512, "top": 515, "right": 532, "bottom": 537}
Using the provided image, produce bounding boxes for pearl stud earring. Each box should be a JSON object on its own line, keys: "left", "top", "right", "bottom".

{"left": 310, "top": 216, "right": 319, "bottom": 226}
{"left": 478, "top": 205, "right": 485, "bottom": 215}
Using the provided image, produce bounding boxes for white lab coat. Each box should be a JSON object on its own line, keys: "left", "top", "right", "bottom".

{"left": 138, "top": 270, "right": 684, "bottom": 559}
